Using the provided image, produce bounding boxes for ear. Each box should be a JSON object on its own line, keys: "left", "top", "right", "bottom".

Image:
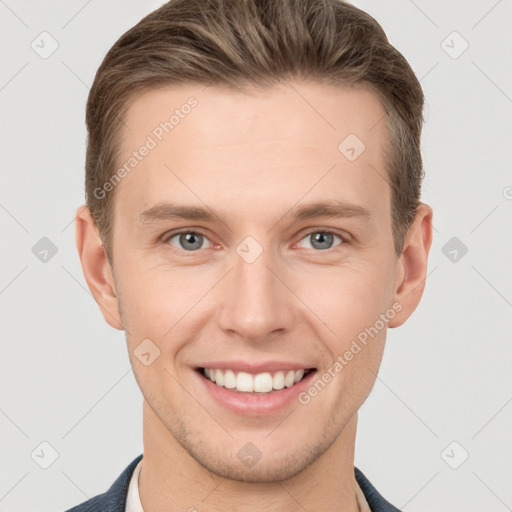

{"left": 75, "top": 205, "right": 124, "bottom": 330}
{"left": 388, "top": 203, "right": 433, "bottom": 328}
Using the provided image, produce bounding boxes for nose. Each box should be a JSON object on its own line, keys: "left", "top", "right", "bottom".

{"left": 216, "top": 243, "right": 296, "bottom": 343}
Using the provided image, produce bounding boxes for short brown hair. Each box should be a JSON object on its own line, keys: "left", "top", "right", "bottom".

{"left": 85, "top": 0, "right": 425, "bottom": 263}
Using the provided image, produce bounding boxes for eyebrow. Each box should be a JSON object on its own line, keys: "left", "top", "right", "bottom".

{"left": 137, "top": 200, "right": 371, "bottom": 227}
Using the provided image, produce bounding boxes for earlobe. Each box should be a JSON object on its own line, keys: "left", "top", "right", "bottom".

{"left": 388, "top": 203, "right": 433, "bottom": 328}
{"left": 75, "top": 205, "right": 124, "bottom": 330}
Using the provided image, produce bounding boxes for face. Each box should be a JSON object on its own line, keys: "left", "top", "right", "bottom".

{"left": 81, "top": 80, "right": 427, "bottom": 483}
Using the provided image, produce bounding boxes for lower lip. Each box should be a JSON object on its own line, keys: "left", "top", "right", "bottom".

{"left": 195, "top": 369, "right": 317, "bottom": 416}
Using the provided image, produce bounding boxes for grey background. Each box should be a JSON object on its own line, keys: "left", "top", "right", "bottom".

{"left": 1, "top": 0, "right": 511, "bottom": 510}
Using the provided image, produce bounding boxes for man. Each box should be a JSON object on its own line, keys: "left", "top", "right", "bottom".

{"left": 67, "top": 0, "right": 433, "bottom": 510}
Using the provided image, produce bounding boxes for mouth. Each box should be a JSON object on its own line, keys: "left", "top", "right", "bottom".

{"left": 195, "top": 367, "right": 317, "bottom": 394}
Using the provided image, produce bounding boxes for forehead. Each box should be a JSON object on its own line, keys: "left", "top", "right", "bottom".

{"left": 114, "top": 81, "right": 390, "bottom": 225}
{"left": 121, "top": 81, "right": 387, "bottom": 152}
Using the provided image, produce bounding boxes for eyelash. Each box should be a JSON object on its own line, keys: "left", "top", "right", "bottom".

{"left": 161, "top": 228, "right": 349, "bottom": 254}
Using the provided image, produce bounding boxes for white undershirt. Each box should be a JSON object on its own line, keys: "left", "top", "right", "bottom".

{"left": 125, "top": 459, "right": 371, "bottom": 512}
{"left": 125, "top": 459, "right": 144, "bottom": 512}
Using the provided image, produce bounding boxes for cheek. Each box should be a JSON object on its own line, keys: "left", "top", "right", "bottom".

{"left": 298, "top": 260, "right": 394, "bottom": 338}
{"left": 305, "top": 265, "right": 392, "bottom": 393}
{"left": 116, "top": 256, "right": 181, "bottom": 316}
{"left": 116, "top": 257, "right": 217, "bottom": 348}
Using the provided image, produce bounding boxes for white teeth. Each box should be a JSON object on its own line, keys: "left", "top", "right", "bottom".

{"left": 215, "top": 369, "right": 224, "bottom": 386}
{"left": 223, "top": 369, "right": 237, "bottom": 389}
{"left": 236, "top": 372, "right": 254, "bottom": 392}
{"left": 202, "top": 367, "right": 311, "bottom": 393}
{"left": 272, "top": 371, "right": 285, "bottom": 390}
{"left": 254, "top": 372, "right": 273, "bottom": 393}
{"left": 284, "top": 370, "right": 295, "bottom": 388}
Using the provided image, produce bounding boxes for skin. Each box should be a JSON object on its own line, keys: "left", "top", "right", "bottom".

{"left": 75, "top": 80, "right": 433, "bottom": 511}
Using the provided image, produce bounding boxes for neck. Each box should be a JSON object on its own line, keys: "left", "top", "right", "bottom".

{"left": 139, "top": 400, "right": 360, "bottom": 512}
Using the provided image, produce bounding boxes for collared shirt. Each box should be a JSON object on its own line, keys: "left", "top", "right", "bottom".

{"left": 126, "top": 459, "right": 372, "bottom": 512}
{"left": 64, "top": 454, "right": 402, "bottom": 512}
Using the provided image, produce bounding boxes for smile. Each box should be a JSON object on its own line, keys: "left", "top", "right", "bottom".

{"left": 198, "top": 367, "right": 315, "bottom": 394}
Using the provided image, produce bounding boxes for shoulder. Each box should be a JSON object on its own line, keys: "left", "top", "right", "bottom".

{"left": 63, "top": 454, "right": 143, "bottom": 512}
{"left": 354, "top": 466, "right": 403, "bottom": 512}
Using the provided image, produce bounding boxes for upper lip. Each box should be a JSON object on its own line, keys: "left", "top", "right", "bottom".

{"left": 195, "top": 360, "right": 316, "bottom": 374}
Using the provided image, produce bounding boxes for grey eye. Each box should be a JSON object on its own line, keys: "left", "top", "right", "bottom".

{"left": 298, "top": 231, "right": 343, "bottom": 251}
{"left": 168, "top": 232, "right": 208, "bottom": 251}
